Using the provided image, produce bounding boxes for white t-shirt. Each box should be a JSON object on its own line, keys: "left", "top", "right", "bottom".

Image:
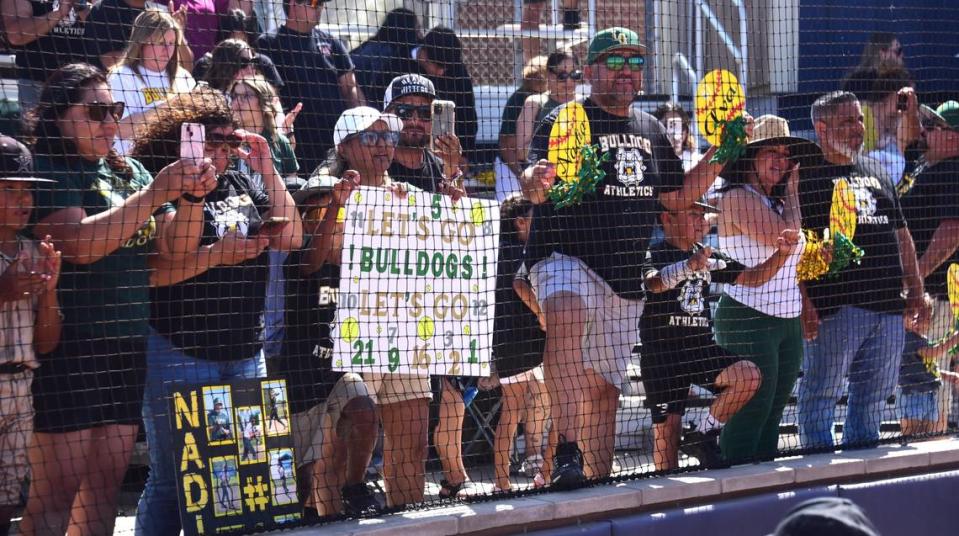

{"left": 108, "top": 65, "right": 195, "bottom": 155}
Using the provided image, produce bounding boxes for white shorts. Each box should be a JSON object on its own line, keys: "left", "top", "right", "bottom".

{"left": 500, "top": 365, "right": 545, "bottom": 385}
{"left": 364, "top": 372, "right": 433, "bottom": 406}
{"left": 291, "top": 373, "right": 372, "bottom": 468}
{"left": 529, "top": 253, "right": 643, "bottom": 390}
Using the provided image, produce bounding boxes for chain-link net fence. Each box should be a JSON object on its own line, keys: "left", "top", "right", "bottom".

{"left": 0, "top": 0, "right": 958, "bottom": 534}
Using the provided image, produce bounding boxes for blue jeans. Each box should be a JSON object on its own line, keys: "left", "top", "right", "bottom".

{"left": 135, "top": 329, "right": 266, "bottom": 536}
{"left": 797, "top": 306, "right": 905, "bottom": 449}
{"left": 262, "top": 250, "right": 289, "bottom": 359}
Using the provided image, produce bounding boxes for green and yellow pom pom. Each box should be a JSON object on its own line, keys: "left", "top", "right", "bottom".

{"left": 798, "top": 229, "right": 865, "bottom": 282}
{"left": 798, "top": 230, "right": 830, "bottom": 282}
{"left": 709, "top": 115, "right": 749, "bottom": 165}
{"left": 548, "top": 143, "right": 610, "bottom": 209}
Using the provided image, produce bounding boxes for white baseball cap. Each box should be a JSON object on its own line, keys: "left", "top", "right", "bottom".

{"left": 333, "top": 107, "right": 404, "bottom": 148}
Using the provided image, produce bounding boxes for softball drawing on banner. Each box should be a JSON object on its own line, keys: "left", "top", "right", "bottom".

{"left": 829, "top": 178, "right": 857, "bottom": 241}
{"left": 695, "top": 69, "right": 746, "bottom": 146}
{"left": 948, "top": 264, "right": 959, "bottom": 321}
{"left": 547, "top": 102, "right": 591, "bottom": 184}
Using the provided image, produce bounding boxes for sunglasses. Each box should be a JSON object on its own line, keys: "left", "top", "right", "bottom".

{"left": 86, "top": 101, "right": 125, "bottom": 122}
{"left": 206, "top": 132, "right": 243, "bottom": 151}
{"left": 347, "top": 130, "right": 400, "bottom": 147}
{"left": 550, "top": 69, "right": 583, "bottom": 81}
{"left": 392, "top": 104, "right": 432, "bottom": 121}
{"left": 602, "top": 54, "right": 645, "bottom": 72}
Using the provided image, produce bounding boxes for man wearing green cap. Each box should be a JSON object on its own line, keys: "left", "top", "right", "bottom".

{"left": 899, "top": 100, "right": 959, "bottom": 433}
{"left": 520, "top": 27, "right": 727, "bottom": 489}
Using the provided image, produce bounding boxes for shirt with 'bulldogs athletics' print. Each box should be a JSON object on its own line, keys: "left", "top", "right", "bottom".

{"left": 524, "top": 98, "right": 685, "bottom": 300}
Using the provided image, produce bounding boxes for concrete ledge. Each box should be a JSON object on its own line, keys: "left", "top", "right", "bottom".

{"left": 280, "top": 438, "right": 959, "bottom": 535}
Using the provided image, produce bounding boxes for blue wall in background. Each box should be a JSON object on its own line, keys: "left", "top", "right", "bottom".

{"left": 779, "top": 0, "right": 959, "bottom": 130}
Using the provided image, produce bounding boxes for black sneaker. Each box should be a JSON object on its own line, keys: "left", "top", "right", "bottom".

{"left": 341, "top": 482, "right": 382, "bottom": 517}
{"left": 551, "top": 436, "right": 585, "bottom": 490}
{"left": 680, "top": 424, "right": 729, "bottom": 469}
{"left": 562, "top": 9, "right": 581, "bottom": 30}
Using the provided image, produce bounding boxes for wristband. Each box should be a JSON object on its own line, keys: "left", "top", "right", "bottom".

{"left": 181, "top": 193, "right": 206, "bottom": 203}
{"left": 658, "top": 260, "right": 697, "bottom": 290}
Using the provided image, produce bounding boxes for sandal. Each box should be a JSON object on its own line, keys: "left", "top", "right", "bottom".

{"left": 438, "top": 479, "right": 470, "bottom": 499}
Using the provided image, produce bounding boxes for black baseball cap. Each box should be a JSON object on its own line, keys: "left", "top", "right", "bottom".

{"left": 383, "top": 74, "right": 436, "bottom": 110}
{"left": 0, "top": 135, "right": 54, "bottom": 184}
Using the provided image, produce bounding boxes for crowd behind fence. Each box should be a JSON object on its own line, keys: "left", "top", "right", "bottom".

{"left": 0, "top": 0, "right": 958, "bottom": 534}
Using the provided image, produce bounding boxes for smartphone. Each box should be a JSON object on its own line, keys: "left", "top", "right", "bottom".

{"left": 180, "top": 123, "right": 205, "bottom": 162}
{"left": 897, "top": 93, "right": 909, "bottom": 111}
{"left": 430, "top": 100, "right": 456, "bottom": 152}
{"left": 247, "top": 216, "right": 290, "bottom": 237}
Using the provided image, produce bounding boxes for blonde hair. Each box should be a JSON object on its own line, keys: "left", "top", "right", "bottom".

{"left": 113, "top": 9, "right": 184, "bottom": 90}
{"left": 230, "top": 75, "right": 281, "bottom": 139}
{"left": 521, "top": 55, "right": 549, "bottom": 93}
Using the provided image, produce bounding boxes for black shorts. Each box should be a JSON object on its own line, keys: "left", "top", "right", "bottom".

{"left": 640, "top": 344, "right": 742, "bottom": 424}
{"left": 33, "top": 334, "right": 147, "bottom": 433}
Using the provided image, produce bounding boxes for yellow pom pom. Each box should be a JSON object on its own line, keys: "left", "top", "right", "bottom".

{"left": 797, "top": 229, "right": 830, "bottom": 282}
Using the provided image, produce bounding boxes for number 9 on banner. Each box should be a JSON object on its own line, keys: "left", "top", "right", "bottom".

{"left": 695, "top": 69, "right": 746, "bottom": 146}
{"left": 547, "top": 102, "right": 591, "bottom": 185}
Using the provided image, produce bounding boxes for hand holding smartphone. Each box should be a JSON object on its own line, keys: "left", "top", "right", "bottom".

{"left": 247, "top": 217, "right": 291, "bottom": 237}
{"left": 180, "top": 123, "right": 206, "bottom": 163}
{"left": 430, "top": 100, "right": 456, "bottom": 152}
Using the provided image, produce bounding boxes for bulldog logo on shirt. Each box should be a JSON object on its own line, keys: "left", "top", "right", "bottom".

{"left": 615, "top": 148, "right": 646, "bottom": 187}
{"left": 678, "top": 278, "right": 706, "bottom": 315}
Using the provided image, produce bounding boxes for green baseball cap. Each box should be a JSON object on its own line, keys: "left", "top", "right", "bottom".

{"left": 586, "top": 27, "right": 647, "bottom": 65}
{"left": 935, "top": 100, "right": 959, "bottom": 130}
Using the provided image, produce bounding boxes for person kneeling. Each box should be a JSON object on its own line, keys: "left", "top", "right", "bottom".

{"left": 273, "top": 175, "right": 381, "bottom": 518}
{"left": 642, "top": 200, "right": 798, "bottom": 470}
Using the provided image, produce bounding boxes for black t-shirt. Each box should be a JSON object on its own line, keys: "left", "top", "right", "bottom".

{"left": 350, "top": 40, "right": 412, "bottom": 110}
{"left": 83, "top": 0, "right": 141, "bottom": 66}
{"left": 640, "top": 242, "right": 743, "bottom": 355}
{"left": 387, "top": 151, "right": 445, "bottom": 193}
{"left": 900, "top": 157, "right": 959, "bottom": 298}
{"left": 498, "top": 89, "right": 532, "bottom": 137}
{"left": 150, "top": 170, "right": 270, "bottom": 362}
{"left": 272, "top": 245, "right": 341, "bottom": 415}
{"left": 256, "top": 26, "right": 353, "bottom": 174}
{"left": 492, "top": 237, "right": 545, "bottom": 377}
{"left": 799, "top": 156, "right": 907, "bottom": 316}
{"left": 15, "top": 0, "right": 91, "bottom": 82}
{"left": 525, "top": 98, "right": 686, "bottom": 299}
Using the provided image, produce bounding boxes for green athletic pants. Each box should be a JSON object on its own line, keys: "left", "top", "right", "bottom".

{"left": 713, "top": 295, "right": 803, "bottom": 463}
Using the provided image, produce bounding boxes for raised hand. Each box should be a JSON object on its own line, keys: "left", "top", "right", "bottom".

{"left": 777, "top": 229, "right": 801, "bottom": 255}
{"left": 211, "top": 232, "right": 269, "bottom": 267}
{"left": 37, "top": 236, "right": 61, "bottom": 293}
{"left": 687, "top": 245, "right": 713, "bottom": 272}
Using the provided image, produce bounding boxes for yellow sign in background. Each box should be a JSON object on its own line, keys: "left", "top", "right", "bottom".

{"left": 695, "top": 69, "right": 746, "bottom": 146}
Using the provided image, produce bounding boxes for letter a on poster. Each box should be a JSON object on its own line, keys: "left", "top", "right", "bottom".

{"left": 332, "top": 187, "right": 499, "bottom": 376}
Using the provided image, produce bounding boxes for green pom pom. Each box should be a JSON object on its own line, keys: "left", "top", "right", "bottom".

{"left": 709, "top": 115, "right": 749, "bottom": 164}
{"left": 825, "top": 232, "right": 864, "bottom": 278}
{"left": 547, "top": 143, "right": 610, "bottom": 209}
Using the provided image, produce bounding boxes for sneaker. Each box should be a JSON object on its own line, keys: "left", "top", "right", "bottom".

{"left": 562, "top": 9, "right": 581, "bottom": 30}
{"left": 521, "top": 454, "right": 544, "bottom": 478}
{"left": 680, "top": 424, "right": 729, "bottom": 469}
{"left": 551, "top": 436, "right": 585, "bottom": 490}
{"left": 341, "top": 482, "right": 382, "bottom": 517}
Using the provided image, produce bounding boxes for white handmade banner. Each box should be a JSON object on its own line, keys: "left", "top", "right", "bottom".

{"left": 332, "top": 186, "right": 500, "bottom": 377}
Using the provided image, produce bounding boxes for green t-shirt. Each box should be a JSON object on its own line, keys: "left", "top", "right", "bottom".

{"left": 267, "top": 131, "right": 300, "bottom": 177}
{"left": 33, "top": 156, "right": 158, "bottom": 339}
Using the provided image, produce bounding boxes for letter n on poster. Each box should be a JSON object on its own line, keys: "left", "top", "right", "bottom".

{"left": 172, "top": 378, "right": 301, "bottom": 535}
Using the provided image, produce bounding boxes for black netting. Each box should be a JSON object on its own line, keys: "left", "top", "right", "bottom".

{"left": 0, "top": 0, "right": 958, "bottom": 534}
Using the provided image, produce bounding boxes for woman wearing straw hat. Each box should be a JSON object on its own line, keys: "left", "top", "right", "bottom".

{"left": 712, "top": 115, "right": 821, "bottom": 463}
